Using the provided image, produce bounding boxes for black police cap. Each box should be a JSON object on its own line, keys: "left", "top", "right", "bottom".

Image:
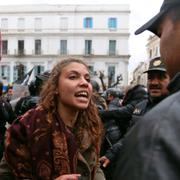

{"left": 135, "top": 0, "right": 180, "bottom": 36}
{"left": 144, "top": 57, "right": 166, "bottom": 73}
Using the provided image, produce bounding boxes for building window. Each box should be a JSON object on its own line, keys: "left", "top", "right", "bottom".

{"left": 0, "top": 65, "right": 10, "bottom": 81}
{"left": 60, "top": 40, "right": 67, "bottom": 55}
{"left": 60, "top": 17, "right": 68, "bottom": 30}
{"left": 2, "top": 40, "right": 8, "bottom": 55}
{"left": 35, "top": 39, "right": 41, "bottom": 55}
{"left": 83, "top": 17, "right": 93, "bottom": 28}
{"left": 109, "top": 40, "right": 116, "bottom": 55}
{"left": 34, "top": 65, "right": 44, "bottom": 76}
{"left": 108, "top": 18, "right": 117, "bottom": 29}
{"left": 34, "top": 18, "right": 42, "bottom": 31}
{"left": 13, "top": 64, "right": 26, "bottom": 82}
{"left": 108, "top": 65, "right": 115, "bottom": 85}
{"left": 85, "top": 40, "right": 92, "bottom": 55}
{"left": 18, "top": 40, "right": 24, "bottom": 55}
{"left": 1, "top": 18, "right": 8, "bottom": 31}
{"left": 17, "top": 18, "right": 25, "bottom": 31}
{"left": 13, "top": 66, "right": 18, "bottom": 82}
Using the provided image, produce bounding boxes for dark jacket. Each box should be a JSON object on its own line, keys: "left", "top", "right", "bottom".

{"left": 105, "top": 91, "right": 167, "bottom": 164}
{"left": 0, "top": 97, "right": 15, "bottom": 161}
{"left": 14, "top": 95, "right": 39, "bottom": 117}
{"left": 0, "top": 97, "right": 15, "bottom": 130}
{"left": 131, "top": 93, "right": 168, "bottom": 127}
{"left": 108, "top": 97, "right": 121, "bottom": 110}
{"left": 113, "top": 72, "right": 180, "bottom": 180}
{"left": 100, "top": 101, "right": 134, "bottom": 180}
{"left": 100, "top": 97, "right": 122, "bottom": 157}
{"left": 100, "top": 85, "right": 148, "bottom": 154}
{"left": 99, "top": 85, "right": 148, "bottom": 180}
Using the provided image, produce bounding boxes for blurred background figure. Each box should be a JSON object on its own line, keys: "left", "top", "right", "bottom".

{"left": 91, "top": 79, "right": 107, "bottom": 111}
{"left": 100, "top": 84, "right": 148, "bottom": 180}
{"left": 0, "top": 81, "right": 15, "bottom": 160}
{"left": 14, "top": 71, "right": 50, "bottom": 117}
{"left": 4, "top": 84, "right": 13, "bottom": 102}
{"left": 102, "top": 88, "right": 124, "bottom": 109}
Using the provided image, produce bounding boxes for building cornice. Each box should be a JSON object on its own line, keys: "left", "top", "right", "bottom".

{"left": 2, "top": 54, "right": 130, "bottom": 59}
{"left": 1, "top": 31, "right": 130, "bottom": 37}
{"left": 0, "top": 4, "right": 130, "bottom": 14}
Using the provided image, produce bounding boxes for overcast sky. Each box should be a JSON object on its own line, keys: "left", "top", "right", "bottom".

{"left": 0, "top": 0, "right": 164, "bottom": 72}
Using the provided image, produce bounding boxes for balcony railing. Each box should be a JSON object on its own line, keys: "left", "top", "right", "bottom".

{"left": 14, "top": 49, "right": 25, "bottom": 56}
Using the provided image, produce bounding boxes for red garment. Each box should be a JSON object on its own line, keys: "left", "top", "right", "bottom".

{"left": 5, "top": 106, "right": 78, "bottom": 179}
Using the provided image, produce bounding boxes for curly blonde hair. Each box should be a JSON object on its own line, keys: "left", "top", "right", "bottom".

{"left": 39, "top": 58, "right": 103, "bottom": 153}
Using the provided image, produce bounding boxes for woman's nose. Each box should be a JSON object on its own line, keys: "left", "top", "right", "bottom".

{"left": 79, "top": 77, "right": 89, "bottom": 86}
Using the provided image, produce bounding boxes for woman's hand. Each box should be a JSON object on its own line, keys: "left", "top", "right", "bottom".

{"left": 55, "top": 174, "right": 81, "bottom": 180}
{"left": 99, "top": 156, "right": 110, "bottom": 168}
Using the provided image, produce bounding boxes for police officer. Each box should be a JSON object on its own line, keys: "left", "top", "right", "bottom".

{"left": 113, "top": 0, "right": 180, "bottom": 179}
{"left": 132, "top": 57, "right": 170, "bottom": 125}
{"left": 103, "top": 88, "right": 124, "bottom": 109}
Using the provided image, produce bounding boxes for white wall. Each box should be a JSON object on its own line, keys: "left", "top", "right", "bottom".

{"left": 0, "top": 4, "right": 130, "bottom": 86}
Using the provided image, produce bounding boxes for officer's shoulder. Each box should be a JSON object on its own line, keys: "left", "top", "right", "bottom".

{"left": 133, "top": 99, "right": 148, "bottom": 115}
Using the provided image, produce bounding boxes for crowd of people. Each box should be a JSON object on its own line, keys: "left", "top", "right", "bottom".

{"left": 0, "top": 0, "right": 179, "bottom": 179}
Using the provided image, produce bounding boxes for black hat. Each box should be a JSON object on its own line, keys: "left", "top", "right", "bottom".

{"left": 135, "top": 0, "right": 180, "bottom": 35}
{"left": 105, "top": 88, "right": 124, "bottom": 99}
{"left": 144, "top": 57, "right": 166, "bottom": 73}
{"left": 36, "top": 70, "right": 50, "bottom": 81}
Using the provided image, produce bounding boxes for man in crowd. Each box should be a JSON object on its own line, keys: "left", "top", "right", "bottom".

{"left": 132, "top": 56, "right": 170, "bottom": 125}
{"left": 113, "top": 0, "right": 180, "bottom": 179}
{"left": 0, "top": 81, "right": 15, "bottom": 160}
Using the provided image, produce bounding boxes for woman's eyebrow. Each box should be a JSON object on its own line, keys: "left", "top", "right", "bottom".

{"left": 68, "top": 70, "right": 90, "bottom": 76}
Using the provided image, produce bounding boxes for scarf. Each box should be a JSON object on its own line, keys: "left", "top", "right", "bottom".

{"left": 5, "top": 107, "right": 78, "bottom": 179}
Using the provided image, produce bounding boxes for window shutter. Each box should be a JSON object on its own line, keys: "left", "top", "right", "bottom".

{"left": 83, "top": 18, "right": 86, "bottom": 28}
